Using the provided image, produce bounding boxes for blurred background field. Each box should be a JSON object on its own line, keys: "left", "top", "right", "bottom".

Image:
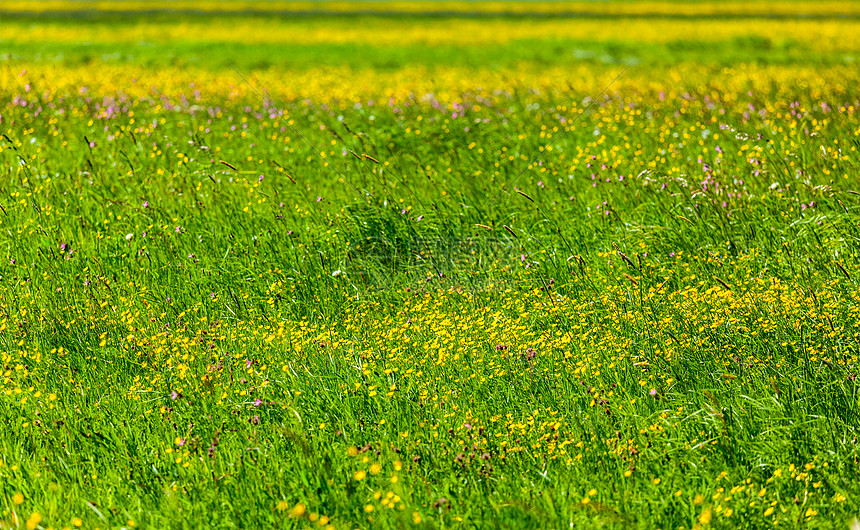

{"left": 2, "top": 1, "right": 860, "bottom": 16}
{"left": 1, "top": 1, "right": 860, "bottom": 529}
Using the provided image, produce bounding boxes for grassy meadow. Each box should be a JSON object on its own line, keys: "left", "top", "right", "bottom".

{"left": 1, "top": 1, "right": 860, "bottom": 528}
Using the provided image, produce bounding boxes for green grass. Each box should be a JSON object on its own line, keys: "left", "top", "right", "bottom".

{"left": 1, "top": 7, "right": 860, "bottom": 530}
{"left": 2, "top": 26, "right": 856, "bottom": 71}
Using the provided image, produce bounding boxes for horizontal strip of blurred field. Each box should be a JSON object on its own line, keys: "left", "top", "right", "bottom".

{"left": 2, "top": 0, "right": 859, "bottom": 17}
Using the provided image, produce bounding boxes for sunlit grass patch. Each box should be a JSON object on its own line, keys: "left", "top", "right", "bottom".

{"left": 1, "top": 4, "right": 859, "bottom": 529}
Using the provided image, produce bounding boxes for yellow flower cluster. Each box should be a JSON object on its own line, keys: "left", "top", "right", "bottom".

{"left": 3, "top": 16, "right": 859, "bottom": 50}
{"left": 2, "top": 62, "right": 856, "bottom": 107}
